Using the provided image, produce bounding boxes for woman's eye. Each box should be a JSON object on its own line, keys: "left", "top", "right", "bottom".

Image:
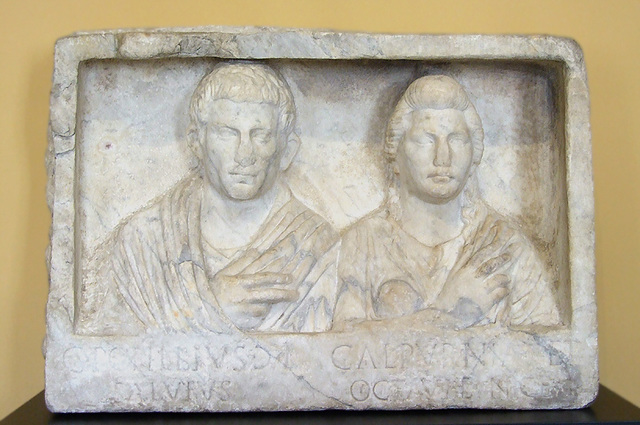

{"left": 411, "top": 134, "right": 435, "bottom": 144}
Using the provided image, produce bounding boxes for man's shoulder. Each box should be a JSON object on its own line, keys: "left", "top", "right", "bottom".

{"left": 341, "top": 207, "right": 394, "bottom": 245}
{"left": 349, "top": 207, "right": 393, "bottom": 231}
{"left": 287, "top": 194, "right": 339, "bottom": 236}
{"left": 110, "top": 174, "right": 201, "bottom": 243}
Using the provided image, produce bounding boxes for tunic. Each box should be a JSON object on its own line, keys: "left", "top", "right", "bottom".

{"left": 335, "top": 201, "right": 561, "bottom": 329}
{"left": 76, "top": 175, "right": 339, "bottom": 335}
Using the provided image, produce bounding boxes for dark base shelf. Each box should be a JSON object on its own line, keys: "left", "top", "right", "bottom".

{"left": 2, "top": 385, "right": 639, "bottom": 424}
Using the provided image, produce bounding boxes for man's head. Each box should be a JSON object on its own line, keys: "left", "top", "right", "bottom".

{"left": 385, "top": 75, "right": 484, "bottom": 205}
{"left": 188, "top": 62, "right": 299, "bottom": 201}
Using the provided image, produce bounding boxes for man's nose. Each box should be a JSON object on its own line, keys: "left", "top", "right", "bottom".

{"left": 433, "top": 137, "right": 452, "bottom": 167}
{"left": 234, "top": 132, "right": 256, "bottom": 166}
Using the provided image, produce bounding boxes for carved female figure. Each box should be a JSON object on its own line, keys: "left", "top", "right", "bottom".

{"left": 335, "top": 75, "right": 561, "bottom": 330}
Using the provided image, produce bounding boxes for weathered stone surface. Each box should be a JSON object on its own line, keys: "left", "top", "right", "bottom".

{"left": 45, "top": 27, "right": 597, "bottom": 412}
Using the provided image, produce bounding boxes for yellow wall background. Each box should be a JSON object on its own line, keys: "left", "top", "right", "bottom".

{"left": 1, "top": 0, "right": 638, "bottom": 418}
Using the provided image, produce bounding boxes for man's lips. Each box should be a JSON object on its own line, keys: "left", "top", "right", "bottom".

{"left": 229, "top": 171, "right": 258, "bottom": 177}
{"left": 228, "top": 171, "right": 259, "bottom": 185}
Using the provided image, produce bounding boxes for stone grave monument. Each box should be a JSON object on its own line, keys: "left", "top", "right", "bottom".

{"left": 45, "top": 27, "right": 597, "bottom": 412}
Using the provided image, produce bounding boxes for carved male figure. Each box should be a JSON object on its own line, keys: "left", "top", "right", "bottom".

{"left": 77, "top": 63, "right": 338, "bottom": 335}
{"left": 335, "top": 75, "right": 561, "bottom": 329}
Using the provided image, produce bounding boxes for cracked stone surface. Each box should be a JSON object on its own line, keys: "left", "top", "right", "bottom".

{"left": 45, "top": 27, "right": 597, "bottom": 412}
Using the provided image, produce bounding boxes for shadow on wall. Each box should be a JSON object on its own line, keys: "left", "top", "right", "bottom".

{"left": 11, "top": 51, "right": 52, "bottom": 404}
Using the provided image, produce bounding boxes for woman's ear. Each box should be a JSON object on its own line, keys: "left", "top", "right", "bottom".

{"left": 279, "top": 133, "right": 301, "bottom": 171}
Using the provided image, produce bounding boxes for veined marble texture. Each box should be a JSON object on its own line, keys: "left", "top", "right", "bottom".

{"left": 45, "top": 27, "right": 596, "bottom": 412}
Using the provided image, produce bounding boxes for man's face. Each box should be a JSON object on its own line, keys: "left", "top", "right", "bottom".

{"left": 397, "top": 108, "right": 474, "bottom": 204}
{"left": 201, "top": 98, "right": 281, "bottom": 201}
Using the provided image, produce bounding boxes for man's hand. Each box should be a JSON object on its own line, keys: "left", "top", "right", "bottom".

{"left": 212, "top": 272, "right": 298, "bottom": 330}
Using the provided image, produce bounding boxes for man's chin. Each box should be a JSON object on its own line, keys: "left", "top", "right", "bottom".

{"left": 223, "top": 183, "right": 263, "bottom": 201}
{"left": 226, "top": 189, "right": 260, "bottom": 201}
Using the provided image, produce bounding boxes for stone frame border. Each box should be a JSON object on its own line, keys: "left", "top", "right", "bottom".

{"left": 45, "top": 27, "right": 596, "bottom": 410}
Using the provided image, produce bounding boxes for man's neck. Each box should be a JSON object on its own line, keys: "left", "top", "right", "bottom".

{"left": 397, "top": 187, "right": 465, "bottom": 247}
{"left": 200, "top": 180, "right": 286, "bottom": 251}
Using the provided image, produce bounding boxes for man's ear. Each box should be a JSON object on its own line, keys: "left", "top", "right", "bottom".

{"left": 393, "top": 160, "right": 400, "bottom": 175}
{"left": 187, "top": 122, "right": 204, "bottom": 160}
{"left": 279, "top": 133, "right": 300, "bottom": 171}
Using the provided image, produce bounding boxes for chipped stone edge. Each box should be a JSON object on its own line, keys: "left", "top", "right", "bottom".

{"left": 44, "top": 27, "right": 597, "bottom": 410}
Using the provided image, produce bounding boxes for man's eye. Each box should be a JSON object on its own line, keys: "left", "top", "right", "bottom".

{"left": 252, "top": 130, "right": 272, "bottom": 144}
{"left": 449, "top": 134, "right": 469, "bottom": 144}
{"left": 213, "top": 126, "right": 237, "bottom": 138}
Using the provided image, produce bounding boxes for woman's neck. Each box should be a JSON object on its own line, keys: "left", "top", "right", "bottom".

{"left": 397, "top": 187, "right": 465, "bottom": 247}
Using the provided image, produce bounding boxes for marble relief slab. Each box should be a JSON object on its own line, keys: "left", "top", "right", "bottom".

{"left": 45, "top": 27, "right": 596, "bottom": 412}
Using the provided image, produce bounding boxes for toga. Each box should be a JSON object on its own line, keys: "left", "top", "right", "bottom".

{"left": 76, "top": 174, "right": 339, "bottom": 335}
{"left": 335, "top": 201, "right": 561, "bottom": 329}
